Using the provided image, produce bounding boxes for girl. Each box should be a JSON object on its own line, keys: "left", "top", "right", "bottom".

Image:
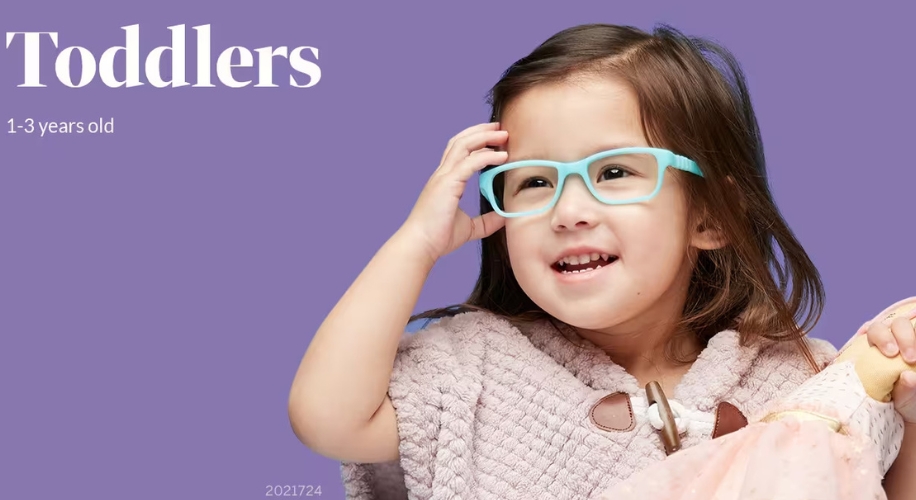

{"left": 288, "top": 23, "right": 916, "bottom": 498}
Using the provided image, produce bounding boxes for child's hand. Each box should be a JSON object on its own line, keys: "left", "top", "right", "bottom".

{"left": 400, "top": 122, "right": 509, "bottom": 263}
{"left": 866, "top": 316, "right": 916, "bottom": 423}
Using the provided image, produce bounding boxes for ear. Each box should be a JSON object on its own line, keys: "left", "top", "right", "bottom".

{"left": 690, "top": 213, "right": 728, "bottom": 251}
{"left": 691, "top": 175, "right": 741, "bottom": 251}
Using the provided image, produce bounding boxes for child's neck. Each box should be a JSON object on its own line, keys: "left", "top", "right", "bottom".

{"left": 576, "top": 323, "right": 702, "bottom": 396}
{"left": 626, "top": 353, "right": 696, "bottom": 396}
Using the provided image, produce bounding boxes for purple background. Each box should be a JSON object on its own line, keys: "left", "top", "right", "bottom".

{"left": 2, "top": 1, "right": 915, "bottom": 498}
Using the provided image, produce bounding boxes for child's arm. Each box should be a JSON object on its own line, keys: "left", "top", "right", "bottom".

{"left": 287, "top": 229, "right": 434, "bottom": 463}
{"left": 883, "top": 423, "right": 916, "bottom": 499}
{"left": 287, "top": 123, "right": 508, "bottom": 464}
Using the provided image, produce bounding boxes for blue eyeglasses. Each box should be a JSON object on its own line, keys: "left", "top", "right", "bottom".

{"left": 478, "top": 147, "right": 703, "bottom": 217}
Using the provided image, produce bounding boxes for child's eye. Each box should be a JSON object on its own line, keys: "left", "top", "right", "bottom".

{"left": 519, "top": 177, "right": 552, "bottom": 190}
{"left": 598, "top": 166, "right": 630, "bottom": 181}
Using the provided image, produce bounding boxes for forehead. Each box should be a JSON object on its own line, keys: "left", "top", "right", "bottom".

{"left": 500, "top": 76, "right": 649, "bottom": 162}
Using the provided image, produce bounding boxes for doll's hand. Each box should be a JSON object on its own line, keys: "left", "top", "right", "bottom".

{"left": 866, "top": 316, "right": 916, "bottom": 423}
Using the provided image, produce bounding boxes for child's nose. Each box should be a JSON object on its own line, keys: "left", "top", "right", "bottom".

{"left": 550, "top": 177, "right": 600, "bottom": 230}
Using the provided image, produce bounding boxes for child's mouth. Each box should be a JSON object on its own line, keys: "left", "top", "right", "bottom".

{"left": 552, "top": 254, "right": 618, "bottom": 275}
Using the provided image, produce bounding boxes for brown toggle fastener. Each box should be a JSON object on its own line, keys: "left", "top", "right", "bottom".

{"left": 645, "top": 381, "right": 681, "bottom": 455}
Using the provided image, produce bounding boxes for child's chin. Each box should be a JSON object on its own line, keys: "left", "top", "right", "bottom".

{"left": 550, "top": 306, "right": 630, "bottom": 331}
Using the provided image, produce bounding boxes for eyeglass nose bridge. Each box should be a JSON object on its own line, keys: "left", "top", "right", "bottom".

{"left": 551, "top": 158, "right": 605, "bottom": 208}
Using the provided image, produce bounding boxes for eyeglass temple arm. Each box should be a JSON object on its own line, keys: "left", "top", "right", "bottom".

{"left": 673, "top": 155, "right": 704, "bottom": 178}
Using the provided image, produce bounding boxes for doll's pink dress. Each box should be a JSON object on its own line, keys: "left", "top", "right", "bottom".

{"left": 595, "top": 298, "right": 916, "bottom": 500}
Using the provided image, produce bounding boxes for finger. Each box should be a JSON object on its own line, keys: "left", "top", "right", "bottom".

{"left": 440, "top": 122, "right": 501, "bottom": 165}
{"left": 422, "top": 150, "right": 507, "bottom": 204}
{"left": 435, "top": 127, "right": 504, "bottom": 176}
{"left": 466, "top": 147, "right": 509, "bottom": 165}
{"left": 467, "top": 210, "right": 506, "bottom": 241}
{"left": 453, "top": 149, "right": 509, "bottom": 181}
{"left": 441, "top": 129, "right": 508, "bottom": 173}
{"left": 433, "top": 148, "right": 508, "bottom": 186}
{"left": 441, "top": 129, "right": 509, "bottom": 172}
{"left": 866, "top": 320, "right": 899, "bottom": 357}
{"left": 891, "top": 316, "right": 916, "bottom": 363}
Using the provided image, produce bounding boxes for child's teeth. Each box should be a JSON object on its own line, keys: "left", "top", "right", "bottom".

{"left": 558, "top": 252, "right": 616, "bottom": 267}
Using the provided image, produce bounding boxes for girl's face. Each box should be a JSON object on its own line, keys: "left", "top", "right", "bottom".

{"left": 501, "top": 76, "right": 710, "bottom": 334}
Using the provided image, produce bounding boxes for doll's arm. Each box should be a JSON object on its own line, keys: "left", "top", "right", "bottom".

{"left": 835, "top": 301, "right": 916, "bottom": 402}
{"left": 757, "top": 301, "right": 916, "bottom": 474}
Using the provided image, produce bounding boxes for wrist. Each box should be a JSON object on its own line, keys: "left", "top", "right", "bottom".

{"left": 388, "top": 227, "right": 439, "bottom": 270}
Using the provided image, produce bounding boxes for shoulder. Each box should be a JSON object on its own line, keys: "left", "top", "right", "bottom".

{"left": 400, "top": 310, "right": 520, "bottom": 347}
{"left": 728, "top": 335, "right": 838, "bottom": 417}
{"left": 394, "top": 310, "right": 530, "bottom": 372}
{"left": 754, "top": 335, "right": 838, "bottom": 372}
{"left": 744, "top": 335, "right": 838, "bottom": 396}
{"left": 806, "top": 336, "right": 840, "bottom": 366}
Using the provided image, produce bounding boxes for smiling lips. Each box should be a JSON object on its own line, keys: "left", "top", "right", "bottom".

{"left": 553, "top": 252, "right": 619, "bottom": 274}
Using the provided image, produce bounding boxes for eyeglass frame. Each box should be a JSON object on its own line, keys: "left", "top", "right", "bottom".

{"left": 478, "top": 146, "right": 704, "bottom": 218}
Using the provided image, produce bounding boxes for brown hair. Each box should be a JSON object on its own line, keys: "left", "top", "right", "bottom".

{"left": 410, "top": 23, "right": 824, "bottom": 372}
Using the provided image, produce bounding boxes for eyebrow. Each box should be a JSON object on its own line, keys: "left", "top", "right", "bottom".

{"left": 507, "top": 143, "right": 643, "bottom": 161}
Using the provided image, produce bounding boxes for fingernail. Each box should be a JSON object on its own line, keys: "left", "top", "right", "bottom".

{"left": 906, "top": 348, "right": 916, "bottom": 363}
{"left": 904, "top": 371, "right": 916, "bottom": 385}
{"left": 886, "top": 343, "right": 899, "bottom": 356}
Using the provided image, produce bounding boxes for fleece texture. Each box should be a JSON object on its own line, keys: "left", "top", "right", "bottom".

{"left": 339, "top": 311, "right": 838, "bottom": 499}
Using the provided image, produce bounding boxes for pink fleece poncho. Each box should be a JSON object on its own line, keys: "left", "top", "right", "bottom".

{"left": 340, "top": 311, "right": 838, "bottom": 499}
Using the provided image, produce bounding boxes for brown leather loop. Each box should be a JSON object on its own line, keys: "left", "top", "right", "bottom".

{"left": 712, "top": 401, "right": 749, "bottom": 439}
{"left": 589, "top": 392, "right": 635, "bottom": 432}
{"left": 645, "top": 381, "right": 681, "bottom": 455}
